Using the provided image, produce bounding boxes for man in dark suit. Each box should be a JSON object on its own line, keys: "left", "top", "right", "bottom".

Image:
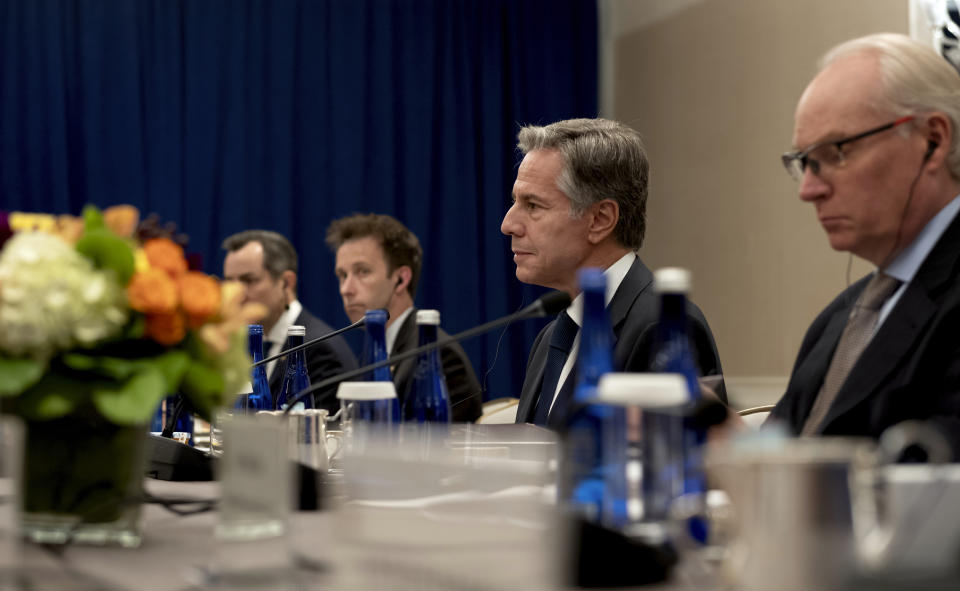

{"left": 769, "top": 33, "right": 960, "bottom": 457}
{"left": 501, "top": 118, "right": 724, "bottom": 426}
{"left": 325, "top": 213, "right": 483, "bottom": 422}
{"left": 222, "top": 230, "right": 358, "bottom": 413}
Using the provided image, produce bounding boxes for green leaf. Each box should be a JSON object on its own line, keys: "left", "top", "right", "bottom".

{"left": 153, "top": 350, "right": 190, "bottom": 393}
{"left": 92, "top": 366, "right": 167, "bottom": 426}
{"left": 17, "top": 373, "right": 89, "bottom": 420}
{"left": 180, "top": 361, "right": 225, "bottom": 421}
{"left": 0, "top": 357, "right": 46, "bottom": 396}
{"left": 61, "top": 354, "right": 140, "bottom": 380}
{"left": 81, "top": 204, "right": 104, "bottom": 230}
{"left": 75, "top": 228, "right": 136, "bottom": 285}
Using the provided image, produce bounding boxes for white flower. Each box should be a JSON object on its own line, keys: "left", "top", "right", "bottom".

{"left": 0, "top": 232, "right": 129, "bottom": 358}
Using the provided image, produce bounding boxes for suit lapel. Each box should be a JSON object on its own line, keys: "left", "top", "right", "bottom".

{"left": 517, "top": 324, "right": 553, "bottom": 422}
{"left": 390, "top": 311, "right": 418, "bottom": 397}
{"left": 609, "top": 257, "right": 652, "bottom": 352}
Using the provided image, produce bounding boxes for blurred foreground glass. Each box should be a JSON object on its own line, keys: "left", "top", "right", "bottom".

{"left": 213, "top": 412, "right": 296, "bottom": 588}
{"left": 334, "top": 424, "right": 559, "bottom": 591}
{"left": 0, "top": 417, "right": 23, "bottom": 587}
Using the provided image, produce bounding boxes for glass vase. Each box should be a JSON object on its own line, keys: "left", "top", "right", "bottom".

{"left": 20, "top": 414, "right": 147, "bottom": 547}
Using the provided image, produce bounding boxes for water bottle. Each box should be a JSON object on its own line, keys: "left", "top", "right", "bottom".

{"left": 561, "top": 268, "right": 625, "bottom": 526}
{"left": 276, "top": 325, "right": 313, "bottom": 411}
{"left": 235, "top": 324, "right": 274, "bottom": 412}
{"left": 360, "top": 309, "right": 400, "bottom": 421}
{"left": 402, "top": 310, "right": 451, "bottom": 423}
{"left": 648, "top": 267, "right": 707, "bottom": 539}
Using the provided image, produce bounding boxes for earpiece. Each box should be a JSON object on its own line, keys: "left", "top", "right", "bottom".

{"left": 924, "top": 140, "right": 938, "bottom": 162}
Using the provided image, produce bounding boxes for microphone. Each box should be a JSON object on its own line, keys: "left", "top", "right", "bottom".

{"left": 281, "top": 290, "right": 572, "bottom": 414}
{"left": 253, "top": 312, "right": 385, "bottom": 367}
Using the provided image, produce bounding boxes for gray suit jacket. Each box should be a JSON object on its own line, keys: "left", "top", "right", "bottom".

{"left": 515, "top": 258, "right": 725, "bottom": 425}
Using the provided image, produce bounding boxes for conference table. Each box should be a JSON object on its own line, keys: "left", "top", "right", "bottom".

{"left": 12, "top": 424, "right": 960, "bottom": 591}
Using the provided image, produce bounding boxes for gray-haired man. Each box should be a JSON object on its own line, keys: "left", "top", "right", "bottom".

{"left": 501, "top": 118, "right": 724, "bottom": 426}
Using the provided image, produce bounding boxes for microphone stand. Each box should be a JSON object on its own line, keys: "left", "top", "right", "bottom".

{"left": 281, "top": 291, "right": 572, "bottom": 415}
{"left": 253, "top": 317, "right": 366, "bottom": 367}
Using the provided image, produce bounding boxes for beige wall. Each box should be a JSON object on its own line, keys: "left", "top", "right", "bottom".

{"left": 599, "top": 0, "right": 909, "bottom": 406}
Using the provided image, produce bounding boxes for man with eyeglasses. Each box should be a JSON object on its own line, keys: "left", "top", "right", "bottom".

{"left": 768, "top": 33, "right": 960, "bottom": 457}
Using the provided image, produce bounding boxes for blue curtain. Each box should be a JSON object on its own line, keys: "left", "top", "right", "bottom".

{"left": 0, "top": 0, "right": 598, "bottom": 401}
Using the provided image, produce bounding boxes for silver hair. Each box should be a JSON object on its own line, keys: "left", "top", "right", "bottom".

{"left": 821, "top": 33, "right": 960, "bottom": 178}
{"left": 517, "top": 118, "right": 649, "bottom": 250}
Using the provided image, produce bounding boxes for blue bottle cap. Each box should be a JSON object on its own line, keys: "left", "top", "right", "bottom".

{"left": 364, "top": 309, "right": 388, "bottom": 325}
{"left": 578, "top": 267, "right": 606, "bottom": 291}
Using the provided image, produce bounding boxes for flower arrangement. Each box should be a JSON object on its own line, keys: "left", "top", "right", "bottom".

{"left": 0, "top": 205, "right": 265, "bottom": 426}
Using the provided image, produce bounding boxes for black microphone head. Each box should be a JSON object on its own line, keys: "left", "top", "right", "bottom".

{"left": 532, "top": 291, "right": 572, "bottom": 317}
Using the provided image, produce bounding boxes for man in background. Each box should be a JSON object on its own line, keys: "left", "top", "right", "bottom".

{"left": 501, "top": 117, "right": 724, "bottom": 426}
{"left": 325, "top": 213, "right": 483, "bottom": 422}
{"left": 222, "top": 229, "right": 357, "bottom": 412}
{"left": 769, "top": 33, "right": 960, "bottom": 457}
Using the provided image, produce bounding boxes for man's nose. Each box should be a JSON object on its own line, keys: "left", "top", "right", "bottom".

{"left": 798, "top": 167, "right": 830, "bottom": 202}
{"left": 339, "top": 275, "right": 354, "bottom": 296}
{"left": 501, "top": 203, "right": 521, "bottom": 236}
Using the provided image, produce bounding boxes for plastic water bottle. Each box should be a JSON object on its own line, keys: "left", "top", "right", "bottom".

{"left": 402, "top": 310, "right": 451, "bottom": 423}
{"left": 561, "top": 268, "right": 625, "bottom": 526}
{"left": 276, "top": 325, "right": 313, "bottom": 411}
{"left": 648, "top": 267, "right": 707, "bottom": 540}
{"left": 235, "top": 324, "right": 274, "bottom": 412}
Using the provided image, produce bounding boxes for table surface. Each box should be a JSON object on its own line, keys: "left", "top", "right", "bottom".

{"left": 12, "top": 424, "right": 960, "bottom": 591}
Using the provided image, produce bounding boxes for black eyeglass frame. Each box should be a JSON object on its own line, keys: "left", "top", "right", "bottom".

{"left": 781, "top": 115, "right": 915, "bottom": 180}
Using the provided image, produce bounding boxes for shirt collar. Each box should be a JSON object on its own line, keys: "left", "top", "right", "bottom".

{"left": 883, "top": 193, "right": 960, "bottom": 283}
{"left": 566, "top": 251, "right": 637, "bottom": 327}
{"left": 267, "top": 299, "right": 303, "bottom": 344}
{"left": 387, "top": 306, "right": 414, "bottom": 354}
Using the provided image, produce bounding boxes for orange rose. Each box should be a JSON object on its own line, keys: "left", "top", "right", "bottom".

{"left": 103, "top": 205, "right": 140, "bottom": 238}
{"left": 143, "top": 237, "right": 188, "bottom": 277}
{"left": 145, "top": 311, "right": 186, "bottom": 346}
{"left": 199, "top": 281, "right": 268, "bottom": 353}
{"left": 177, "top": 271, "right": 221, "bottom": 328}
{"left": 127, "top": 268, "right": 178, "bottom": 314}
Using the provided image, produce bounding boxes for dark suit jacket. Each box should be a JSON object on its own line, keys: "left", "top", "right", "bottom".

{"left": 515, "top": 257, "right": 725, "bottom": 425}
{"left": 269, "top": 307, "right": 358, "bottom": 414}
{"left": 391, "top": 310, "right": 483, "bottom": 423}
{"left": 769, "top": 213, "right": 960, "bottom": 457}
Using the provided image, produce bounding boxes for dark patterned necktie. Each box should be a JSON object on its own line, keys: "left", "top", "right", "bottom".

{"left": 801, "top": 272, "right": 901, "bottom": 435}
{"left": 533, "top": 312, "right": 578, "bottom": 426}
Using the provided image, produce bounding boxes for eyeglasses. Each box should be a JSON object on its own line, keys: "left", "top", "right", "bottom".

{"left": 781, "top": 115, "right": 915, "bottom": 181}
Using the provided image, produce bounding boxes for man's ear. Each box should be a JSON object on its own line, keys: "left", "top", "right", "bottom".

{"left": 393, "top": 266, "right": 412, "bottom": 294}
{"left": 923, "top": 112, "right": 951, "bottom": 169}
{"left": 281, "top": 270, "right": 297, "bottom": 302}
{"left": 586, "top": 199, "right": 619, "bottom": 245}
